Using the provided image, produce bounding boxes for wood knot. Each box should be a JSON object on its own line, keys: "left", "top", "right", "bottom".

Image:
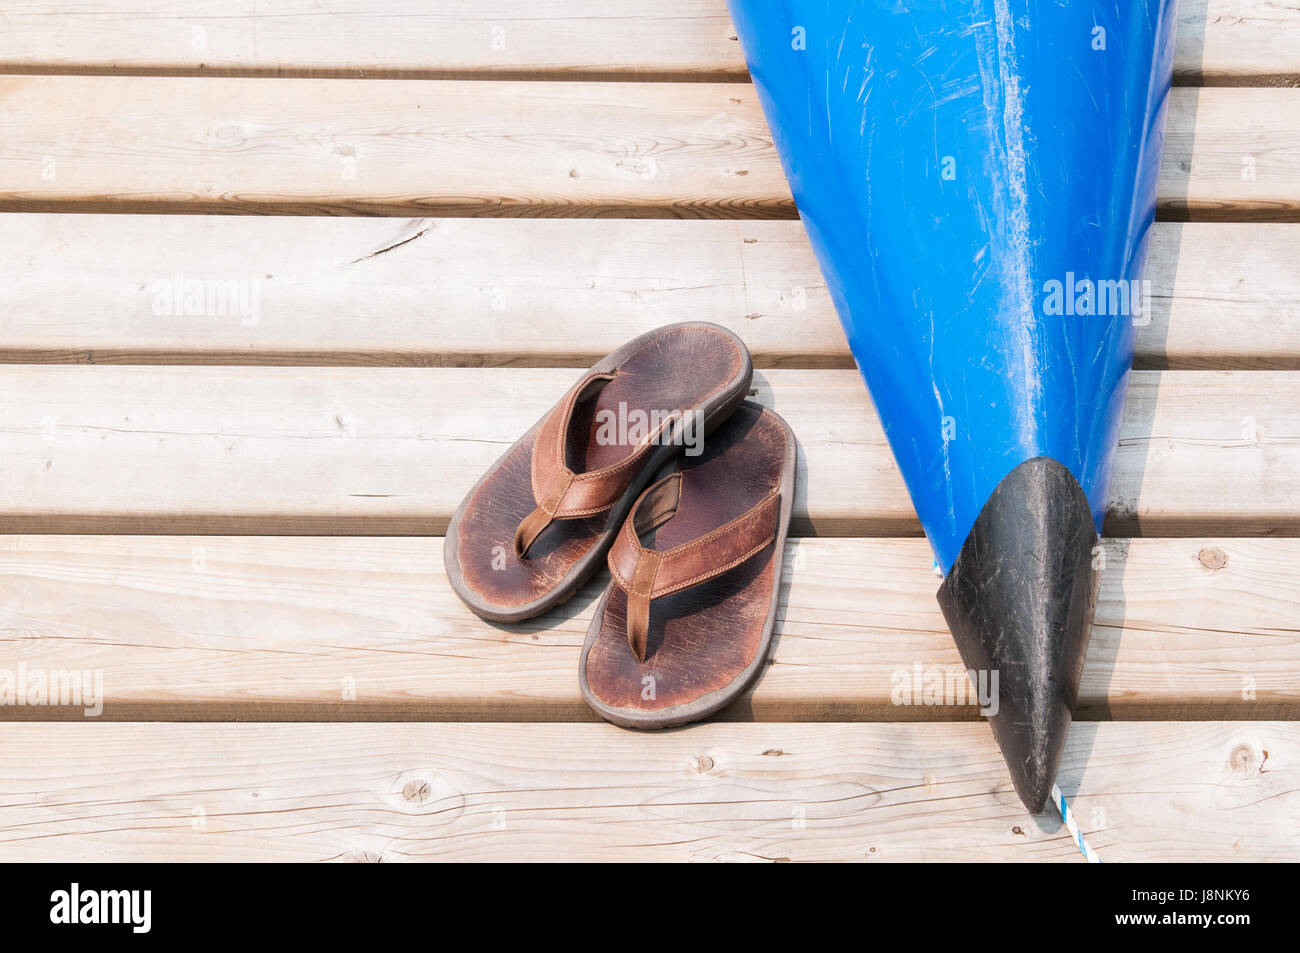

{"left": 402, "top": 779, "right": 431, "bottom": 803}
{"left": 1198, "top": 546, "right": 1228, "bottom": 570}
{"left": 1228, "top": 743, "right": 1261, "bottom": 775}
{"left": 692, "top": 754, "right": 715, "bottom": 774}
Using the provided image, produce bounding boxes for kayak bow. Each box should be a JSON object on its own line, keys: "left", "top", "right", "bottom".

{"left": 729, "top": 0, "right": 1177, "bottom": 811}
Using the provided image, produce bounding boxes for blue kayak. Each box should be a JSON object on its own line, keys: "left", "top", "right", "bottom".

{"left": 729, "top": 0, "right": 1177, "bottom": 810}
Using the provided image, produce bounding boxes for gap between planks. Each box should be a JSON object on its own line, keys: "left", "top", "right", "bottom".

{"left": 0, "top": 0, "right": 1293, "bottom": 86}
{"left": 0, "top": 536, "right": 1295, "bottom": 722}
{"left": 0, "top": 722, "right": 1293, "bottom": 861}
{"left": 3, "top": 216, "right": 1298, "bottom": 369}
{"left": 0, "top": 80, "right": 1296, "bottom": 220}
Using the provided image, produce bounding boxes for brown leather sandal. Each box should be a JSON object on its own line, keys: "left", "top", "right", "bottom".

{"left": 445, "top": 323, "right": 752, "bottom": 622}
{"left": 580, "top": 401, "right": 796, "bottom": 728}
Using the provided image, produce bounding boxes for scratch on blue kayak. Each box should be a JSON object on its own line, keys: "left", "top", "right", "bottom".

{"left": 985, "top": 0, "right": 1040, "bottom": 444}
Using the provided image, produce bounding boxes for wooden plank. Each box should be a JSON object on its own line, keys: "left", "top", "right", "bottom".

{"left": 0, "top": 1, "right": 1293, "bottom": 86}
{"left": 0, "top": 722, "right": 1293, "bottom": 861}
{"left": 0, "top": 79, "right": 1295, "bottom": 220}
{"left": 0, "top": 0, "right": 747, "bottom": 82}
{"left": 0, "top": 367, "right": 1296, "bottom": 537}
{"left": 0, "top": 76, "right": 785, "bottom": 218}
{"left": 3, "top": 216, "right": 1297, "bottom": 370}
{"left": 0, "top": 536, "right": 1294, "bottom": 722}
{"left": 1177, "top": 0, "right": 1300, "bottom": 85}
{"left": 1162, "top": 87, "right": 1300, "bottom": 220}
{"left": 1144, "top": 222, "right": 1300, "bottom": 368}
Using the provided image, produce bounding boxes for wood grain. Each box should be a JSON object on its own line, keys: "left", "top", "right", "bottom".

{"left": 1177, "top": 0, "right": 1300, "bottom": 85}
{"left": 3, "top": 215, "right": 1297, "bottom": 369}
{"left": 0, "top": 536, "right": 1294, "bottom": 722}
{"left": 0, "top": 722, "right": 1293, "bottom": 861}
{"left": 1162, "top": 88, "right": 1300, "bottom": 221}
{"left": 1, "top": 367, "right": 1296, "bottom": 537}
{"left": 0, "top": 0, "right": 746, "bottom": 81}
{"left": 0, "top": 1, "right": 1294, "bottom": 85}
{"left": 0, "top": 80, "right": 1295, "bottom": 220}
{"left": 0, "top": 76, "right": 786, "bottom": 218}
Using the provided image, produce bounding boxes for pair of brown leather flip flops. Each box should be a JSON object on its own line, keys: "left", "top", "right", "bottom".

{"left": 446, "top": 322, "right": 796, "bottom": 729}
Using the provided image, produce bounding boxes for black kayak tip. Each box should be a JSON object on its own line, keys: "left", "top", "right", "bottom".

{"left": 936, "top": 456, "right": 1100, "bottom": 814}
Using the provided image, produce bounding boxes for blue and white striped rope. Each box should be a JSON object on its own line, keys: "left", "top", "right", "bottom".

{"left": 1052, "top": 783, "right": 1102, "bottom": 863}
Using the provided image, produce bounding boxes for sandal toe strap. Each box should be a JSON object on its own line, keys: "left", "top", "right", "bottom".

{"left": 513, "top": 370, "right": 652, "bottom": 558}
{"left": 608, "top": 473, "right": 780, "bottom": 662}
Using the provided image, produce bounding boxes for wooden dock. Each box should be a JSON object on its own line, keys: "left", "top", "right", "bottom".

{"left": 0, "top": 1, "right": 1297, "bottom": 862}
